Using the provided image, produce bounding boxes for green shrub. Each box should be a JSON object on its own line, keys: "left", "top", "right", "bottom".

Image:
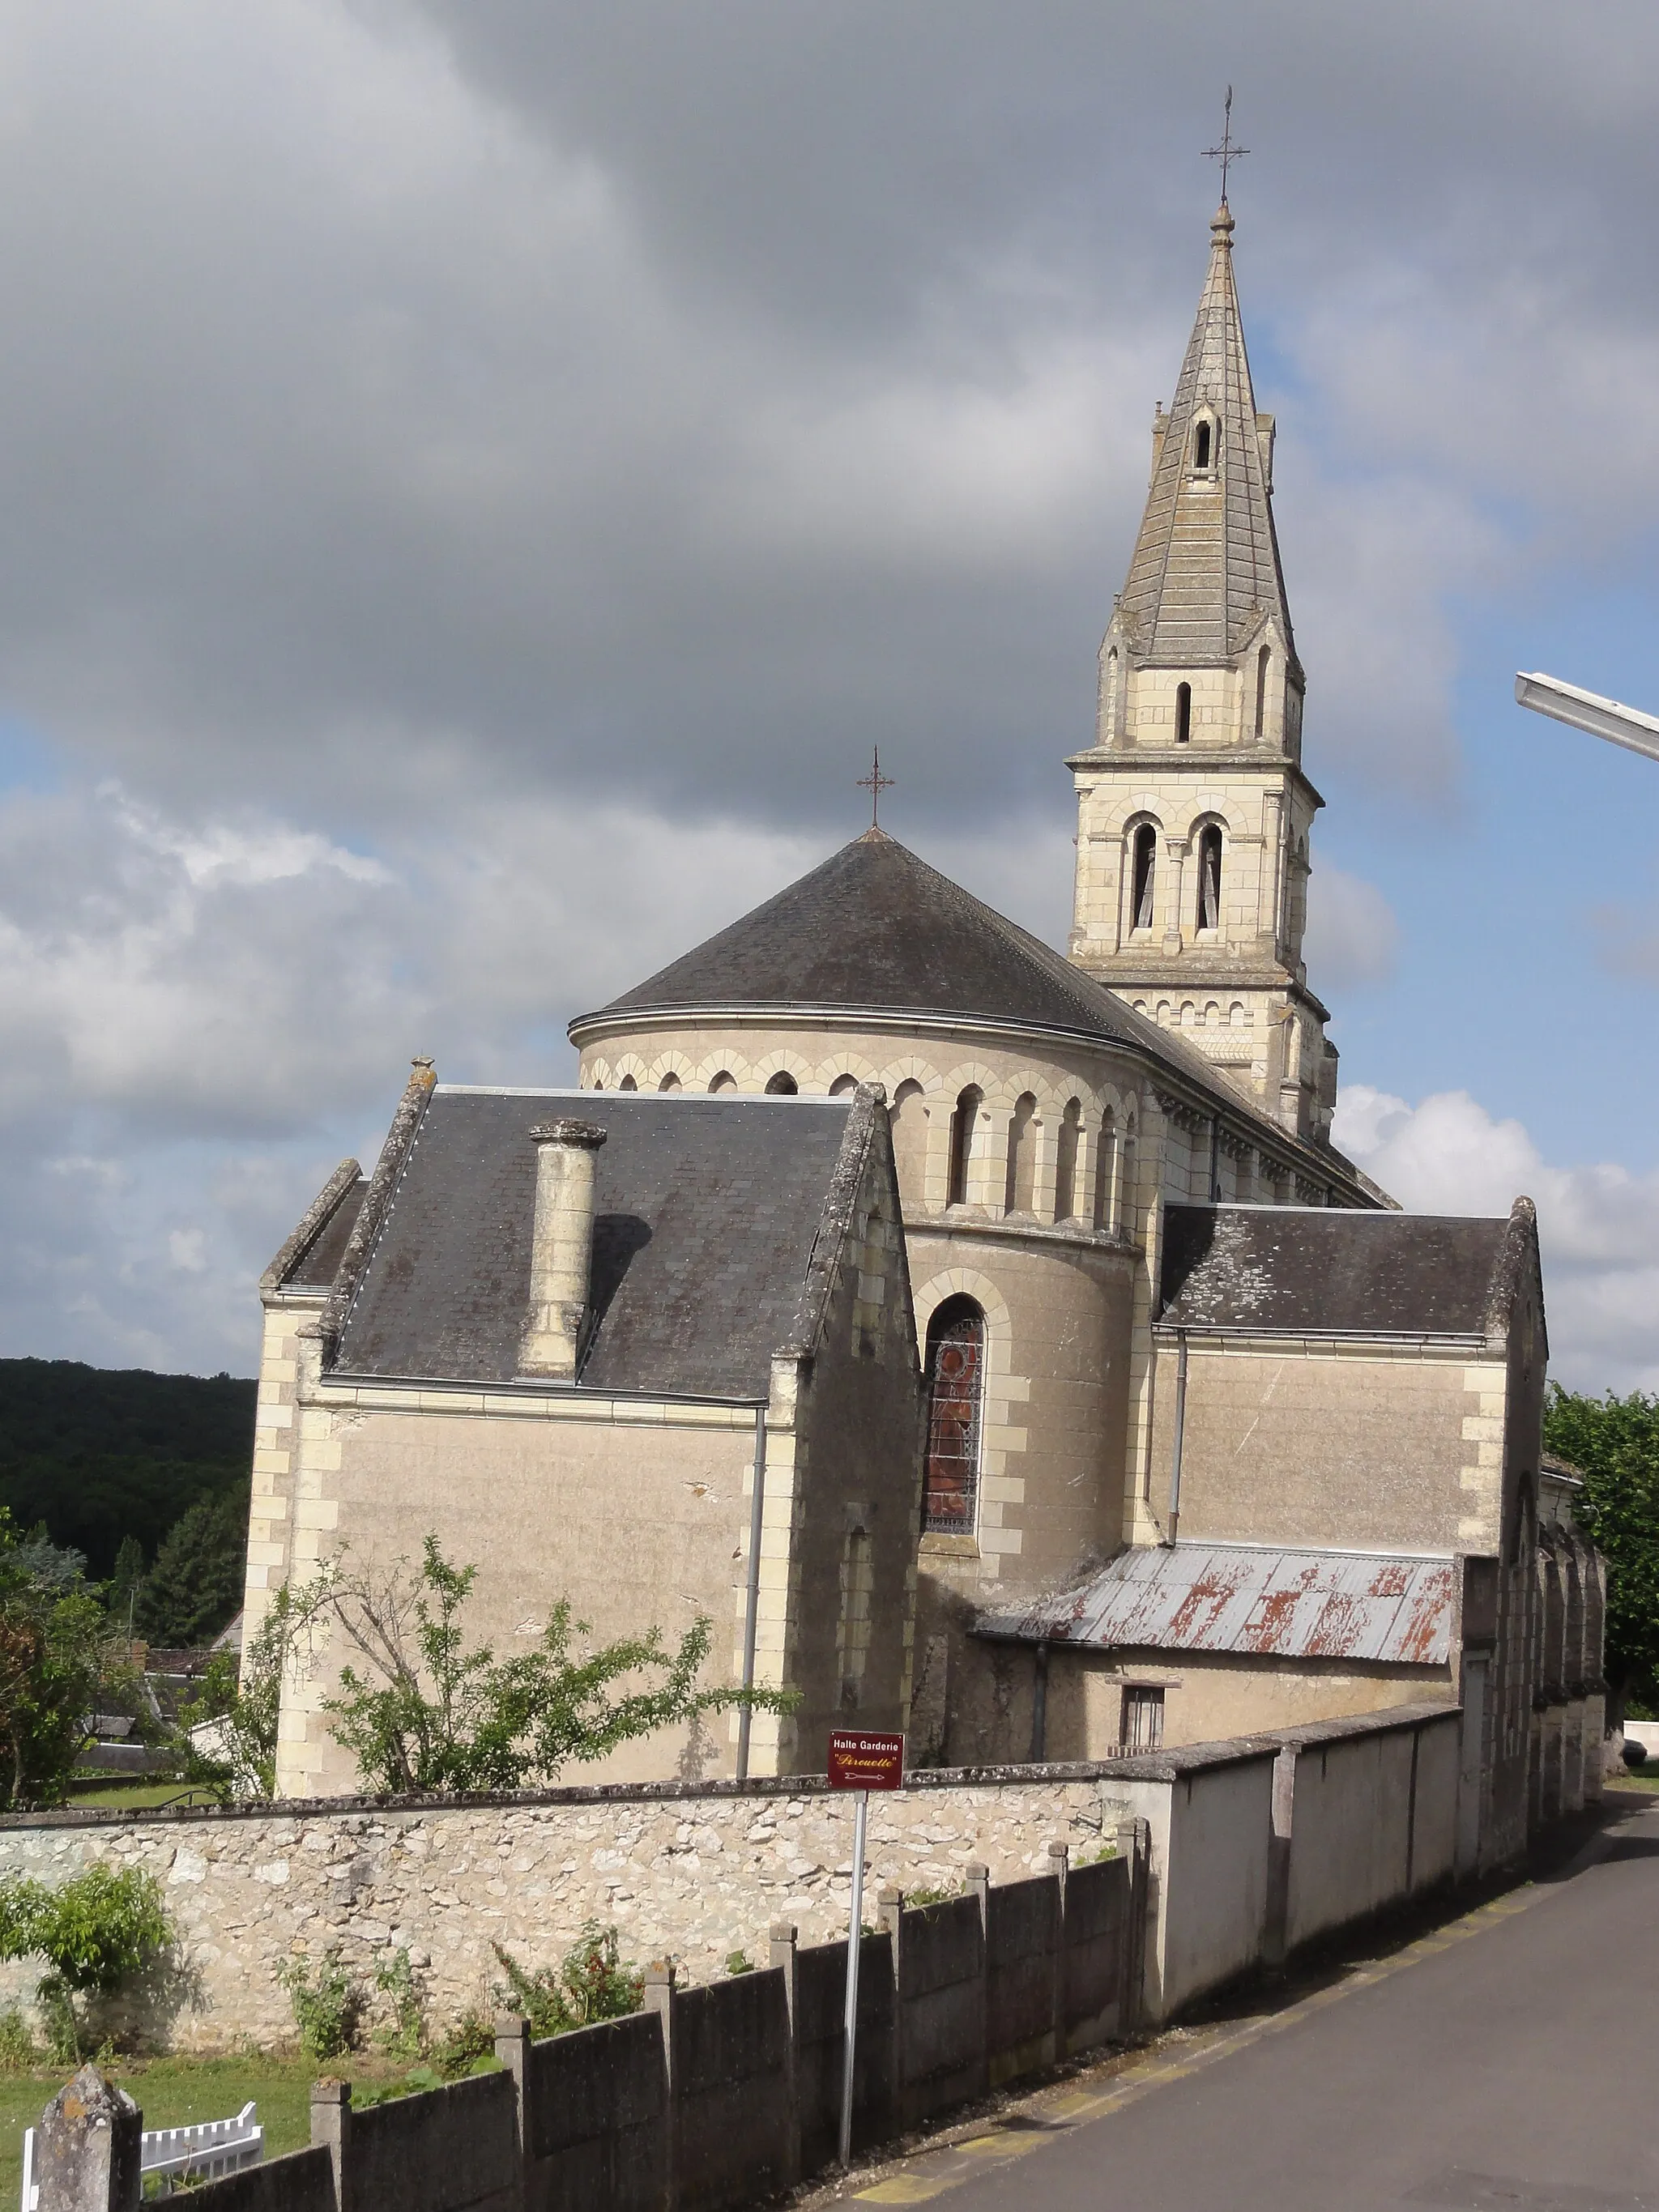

{"left": 278, "top": 1949, "right": 362, "bottom": 2061}
{"left": 0, "top": 1865, "right": 170, "bottom": 2061}
{"left": 0, "top": 2008, "right": 36, "bottom": 2071}
{"left": 1072, "top": 1840, "right": 1119, "bottom": 1868}
{"left": 491, "top": 1924, "right": 642, "bottom": 2039}
{"left": 373, "top": 1948, "right": 426, "bottom": 2062}
{"left": 724, "top": 1950, "right": 754, "bottom": 1977}
{"left": 902, "top": 1883, "right": 962, "bottom": 1909}
{"left": 430, "top": 2005, "right": 497, "bottom": 2082}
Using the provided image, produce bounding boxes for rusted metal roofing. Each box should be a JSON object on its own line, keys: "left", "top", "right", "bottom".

{"left": 978, "top": 1543, "right": 1455, "bottom": 1667}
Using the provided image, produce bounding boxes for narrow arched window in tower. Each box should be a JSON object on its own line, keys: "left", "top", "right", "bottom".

{"left": 889, "top": 1079, "right": 928, "bottom": 1208}
{"left": 1004, "top": 1093, "right": 1038, "bottom": 1214}
{"left": 1132, "top": 825, "right": 1156, "bottom": 931}
{"left": 658, "top": 1072, "right": 681, "bottom": 1093}
{"left": 1197, "top": 825, "right": 1223, "bottom": 932}
{"left": 1174, "top": 683, "right": 1192, "bottom": 744}
{"left": 764, "top": 1071, "right": 798, "bottom": 1095}
{"left": 1194, "top": 420, "right": 1212, "bottom": 471}
{"left": 1254, "top": 646, "right": 1270, "bottom": 740}
{"left": 1120, "top": 1120, "right": 1138, "bottom": 1234}
{"left": 619, "top": 1075, "right": 638, "bottom": 1092}
{"left": 1054, "top": 1098, "right": 1081, "bottom": 1221}
{"left": 1095, "top": 1109, "right": 1119, "bottom": 1230}
{"left": 828, "top": 1074, "right": 857, "bottom": 1097}
{"left": 922, "top": 1297, "right": 985, "bottom": 1532}
{"left": 708, "top": 1071, "right": 736, "bottom": 1093}
{"left": 946, "top": 1086, "right": 982, "bottom": 1207}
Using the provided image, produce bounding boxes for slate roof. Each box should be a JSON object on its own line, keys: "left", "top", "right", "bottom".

{"left": 288, "top": 1178, "right": 368, "bottom": 1289}
{"left": 1115, "top": 204, "right": 1294, "bottom": 666}
{"left": 326, "top": 1087, "right": 864, "bottom": 1398}
{"left": 979, "top": 1542, "right": 1454, "bottom": 1667}
{"left": 1158, "top": 1203, "right": 1519, "bottom": 1339}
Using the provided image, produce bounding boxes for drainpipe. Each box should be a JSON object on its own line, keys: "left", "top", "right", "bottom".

{"left": 735, "top": 1403, "right": 768, "bottom": 1782}
{"left": 1166, "top": 1329, "right": 1189, "bottom": 1548}
{"left": 1029, "top": 1641, "right": 1051, "bottom": 1763}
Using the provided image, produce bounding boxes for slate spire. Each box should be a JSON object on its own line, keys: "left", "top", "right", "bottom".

{"left": 1115, "top": 202, "right": 1294, "bottom": 667}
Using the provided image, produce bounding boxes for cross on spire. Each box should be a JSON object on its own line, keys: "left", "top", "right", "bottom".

{"left": 1202, "top": 86, "right": 1249, "bottom": 204}
{"left": 857, "top": 748, "right": 894, "bottom": 830}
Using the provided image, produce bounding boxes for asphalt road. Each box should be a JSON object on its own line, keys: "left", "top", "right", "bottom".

{"left": 850, "top": 1792, "right": 1659, "bottom": 2211}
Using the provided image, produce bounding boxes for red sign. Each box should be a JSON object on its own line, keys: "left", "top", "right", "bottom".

{"left": 827, "top": 1730, "right": 905, "bottom": 1792}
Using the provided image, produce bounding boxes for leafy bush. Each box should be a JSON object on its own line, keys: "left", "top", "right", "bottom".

{"left": 902, "top": 1883, "right": 962, "bottom": 1909}
{"left": 0, "top": 1865, "right": 171, "bottom": 2061}
{"left": 725, "top": 1950, "right": 754, "bottom": 1976}
{"left": 429, "top": 2006, "right": 497, "bottom": 2082}
{"left": 373, "top": 1948, "right": 426, "bottom": 2062}
{"left": 0, "top": 2008, "right": 36, "bottom": 2071}
{"left": 277, "top": 1949, "right": 362, "bottom": 2061}
{"left": 490, "top": 1924, "right": 643, "bottom": 2039}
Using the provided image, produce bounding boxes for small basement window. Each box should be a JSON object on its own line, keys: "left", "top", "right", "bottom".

{"left": 1120, "top": 1686, "right": 1165, "bottom": 1751}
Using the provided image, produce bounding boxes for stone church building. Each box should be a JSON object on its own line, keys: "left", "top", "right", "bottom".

{"left": 241, "top": 198, "right": 1601, "bottom": 1864}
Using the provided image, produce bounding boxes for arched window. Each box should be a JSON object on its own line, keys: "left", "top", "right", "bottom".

{"left": 708, "top": 1071, "right": 736, "bottom": 1093}
{"left": 1120, "top": 1120, "right": 1138, "bottom": 1234}
{"left": 658, "top": 1072, "right": 681, "bottom": 1093}
{"left": 946, "top": 1085, "right": 982, "bottom": 1207}
{"left": 828, "top": 1074, "right": 858, "bottom": 1097}
{"left": 1197, "top": 825, "right": 1223, "bottom": 932}
{"left": 1004, "top": 1093, "right": 1038, "bottom": 1214}
{"left": 1194, "top": 420, "right": 1212, "bottom": 471}
{"left": 619, "top": 1075, "right": 638, "bottom": 1092}
{"left": 922, "top": 1297, "right": 985, "bottom": 1532}
{"left": 1174, "top": 683, "right": 1192, "bottom": 745}
{"left": 1132, "top": 825, "right": 1156, "bottom": 931}
{"left": 1254, "top": 646, "right": 1270, "bottom": 740}
{"left": 1054, "top": 1098, "right": 1081, "bottom": 1221}
{"left": 764, "top": 1071, "right": 798, "bottom": 1095}
{"left": 890, "top": 1079, "right": 928, "bottom": 1207}
{"left": 1094, "top": 1108, "right": 1117, "bottom": 1232}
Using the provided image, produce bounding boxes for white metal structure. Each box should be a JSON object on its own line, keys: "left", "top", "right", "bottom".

{"left": 21, "top": 2100, "right": 262, "bottom": 2206}
{"left": 1515, "top": 671, "right": 1659, "bottom": 764}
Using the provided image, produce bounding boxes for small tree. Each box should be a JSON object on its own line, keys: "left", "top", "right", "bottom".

{"left": 136, "top": 1490, "right": 248, "bottom": 1647}
{"left": 170, "top": 1586, "right": 296, "bottom": 1799}
{"left": 1543, "top": 1386, "right": 1659, "bottom": 1726}
{"left": 296, "top": 1535, "right": 795, "bottom": 1796}
{"left": 0, "top": 1865, "right": 170, "bottom": 2061}
{"left": 0, "top": 1512, "right": 132, "bottom": 1810}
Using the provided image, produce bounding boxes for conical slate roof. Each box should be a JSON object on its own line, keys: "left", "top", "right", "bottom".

{"left": 582, "top": 829, "right": 1142, "bottom": 1044}
{"left": 1116, "top": 204, "right": 1293, "bottom": 666}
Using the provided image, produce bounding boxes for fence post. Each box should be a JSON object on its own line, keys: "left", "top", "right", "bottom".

{"left": 1047, "top": 1842, "right": 1068, "bottom": 2060}
{"left": 768, "top": 1923, "right": 801, "bottom": 2190}
{"left": 493, "top": 2014, "right": 533, "bottom": 2212}
{"left": 1265, "top": 1745, "right": 1296, "bottom": 1967}
{"left": 35, "top": 2067, "right": 142, "bottom": 2212}
{"left": 965, "top": 1861, "right": 992, "bottom": 2095}
{"left": 309, "top": 2080, "right": 352, "bottom": 2212}
{"left": 642, "top": 1962, "right": 677, "bottom": 2212}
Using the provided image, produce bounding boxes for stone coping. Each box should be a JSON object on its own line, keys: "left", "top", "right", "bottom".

{"left": 2, "top": 1740, "right": 1289, "bottom": 1834}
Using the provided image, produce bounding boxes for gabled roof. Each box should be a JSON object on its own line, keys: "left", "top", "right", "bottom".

{"left": 979, "top": 1541, "right": 1454, "bottom": 1667}
{"left": 313, "top": 1086, "right": 882, "bottom": 1399}
{"left": 1158, "top": 1200, "right": 1536, "bottom": 1341}
{"left": 1115, "top": 204, "right": 1293, "bottom": 667}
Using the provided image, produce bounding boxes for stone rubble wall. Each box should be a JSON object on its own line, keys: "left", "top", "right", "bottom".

{"left": 0, "top": 1771, "right": 1128, "bottom": 2053}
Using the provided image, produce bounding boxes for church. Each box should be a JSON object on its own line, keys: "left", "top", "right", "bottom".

{"left": 241, "top": 197, "right": 1601, "bottom": 1868}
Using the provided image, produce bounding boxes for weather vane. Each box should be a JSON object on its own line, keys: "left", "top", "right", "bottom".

{"left": 1202, "top": 87, "right": 1249, "bottom": 203}
{"left": 857, "top": 748, "right": 894, "bottom": 829}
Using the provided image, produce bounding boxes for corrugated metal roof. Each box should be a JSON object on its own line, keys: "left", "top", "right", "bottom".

{"left": 978, "top": 1544, "right": 1455, "bottom": 1667}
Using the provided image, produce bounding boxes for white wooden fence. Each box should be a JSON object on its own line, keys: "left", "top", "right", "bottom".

{"left": 21, "top": 2100, "right": 262, "bottom": 2206}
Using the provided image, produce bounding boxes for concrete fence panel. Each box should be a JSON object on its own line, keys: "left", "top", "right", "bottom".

{"left": 788, "top": 1929, "right": 896, "bottom": 2173}
{"left": 886, "top": 1888, "right": 987, "bottom": 2129}
{"left": 1407, "top": 1715, "right": 1462, "bottom": 1893}
{"left": 151, "top": 2148, "right": 338, "bottom": 2212}
{"left": 1155, "top": 1751, "right": 1277, "bottom": 2021}
{"left": 983, "top": 1871, "right": 1061, "bottom": 2086}
{"left": 526, "top": 2009, "right": 667, "bottom": 2212}
{"left": 349, "top": 2069, "right": 520, "bottom": 2212}
{"left": 671, "top": 1968, "right": 795, "bottom": 2212}
{"left": 1059, "top": 1852, "right": 1133, "bottom": 2053}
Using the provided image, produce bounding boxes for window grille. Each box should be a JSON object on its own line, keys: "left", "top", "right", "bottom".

{"left": 1120, "top": 1686, "right": 1165, "bottom": 1751}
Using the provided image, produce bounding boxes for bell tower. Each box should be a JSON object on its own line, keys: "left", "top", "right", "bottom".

{"left": 1066, "top": 200, "right": 1337, "bottom": 1144}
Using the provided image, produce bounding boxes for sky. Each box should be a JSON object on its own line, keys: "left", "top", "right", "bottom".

{"left": 2, "top": 0, "right": 1659, "bottom": 1393}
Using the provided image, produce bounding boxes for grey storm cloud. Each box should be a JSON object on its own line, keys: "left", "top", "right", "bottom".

{"left": 1, "top": 0, "right": 1657, "bottom": 1373}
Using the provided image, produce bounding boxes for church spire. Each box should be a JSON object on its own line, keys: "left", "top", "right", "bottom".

{"left": 1115, "top": 202, "right": 1294, "bottom": 669}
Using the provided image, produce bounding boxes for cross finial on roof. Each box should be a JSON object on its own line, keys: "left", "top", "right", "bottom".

{"left": 1202, "top": 86, "right": 1249, "bottom": 205}
{"left": 857, "top": 747, "right": 894, "bottom": 830}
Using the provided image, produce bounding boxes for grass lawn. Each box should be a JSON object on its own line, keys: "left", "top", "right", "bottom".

{"left": 64, "top": 1781, "right": 226, "bottom": 1812}
{"left": 0, "top": 2051, "right": 420, "bottom": 2206}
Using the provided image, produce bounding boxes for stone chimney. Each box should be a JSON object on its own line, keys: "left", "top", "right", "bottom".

{"left": 520, "top": 1119, "right": 608, "bottom": 1381}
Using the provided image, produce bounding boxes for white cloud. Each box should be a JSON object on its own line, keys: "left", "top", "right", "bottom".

{"left": 1334, "top": 1083, "right": 1659, "bottom": 1395}
{"left": 1304, "top": 865, "right": 1398, "bottom": 990}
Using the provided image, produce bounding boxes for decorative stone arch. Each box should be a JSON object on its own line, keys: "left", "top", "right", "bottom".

{"left": 646, "top": 1049, "right": 696, "bottom": 1091}
{"left": 1121, "top": 808, "right": 1164, "bottom": 939}
{"left": 690, "top": 1050, "right": 751, "bottom": 1092}
{"left": 911, "top": 1266, "right": 1013, "bottom": 1379}
{"left": 751, "top": 1047, "right": 811, "bottom": 1094}
{"left": 610, "top": 1052, "right": 650, "bottom": 1090}
{"left": 580, "top": 1059, "right": 609, "bottom": 1089}
{"left": 817, "top": 1049, "right": 881, "bottom": 1093}
{"left": 1186, "top": 809, "right": 1229, "bottom": 937}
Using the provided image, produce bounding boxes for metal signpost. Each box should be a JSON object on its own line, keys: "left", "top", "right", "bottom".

{"left": 827, "top": 1728, "right": 905, "bottom": 2168}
